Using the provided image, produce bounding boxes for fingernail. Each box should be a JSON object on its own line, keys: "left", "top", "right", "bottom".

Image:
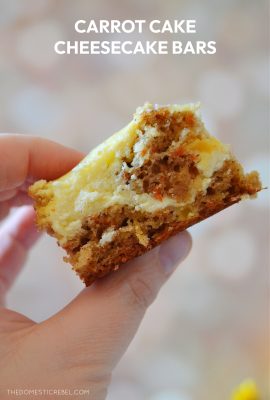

{"left": 159, "top": 231, "right": 192, "bottom": 275}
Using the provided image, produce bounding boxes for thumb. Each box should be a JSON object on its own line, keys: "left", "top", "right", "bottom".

{"left": 45, "top": 231, "right": 192, "bottom": 374}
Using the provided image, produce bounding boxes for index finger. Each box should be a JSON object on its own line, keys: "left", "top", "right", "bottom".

{"left": 0, "top": 134, "right": 85, "bottom": 191}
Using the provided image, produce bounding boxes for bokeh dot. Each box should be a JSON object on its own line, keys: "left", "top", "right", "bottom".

{"left": 107, "top": 381, "right": 144, "bottom": 400}
{"left": 16, "top": 21, "right": 64, "bottom": 71}
{"left": 8, "top": 86, "right": 65, "bottom": 134}
{"left": 0, "top": 1, "right": 24, "bottom": 26}
{"left": 207, "top": 228, "right": 256, "bottom": 279}
{"left": 139, "top": 354, "right": 198, "bottom": 390}
{"left": 150, "top": 391, "right": 191, "bottom": 400}
{"left": 198, "top": 70, "right": 244, "bottom": 119}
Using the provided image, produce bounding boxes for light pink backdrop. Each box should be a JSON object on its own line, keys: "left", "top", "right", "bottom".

{"left": 0, "top": 0, "right": 269, "bottom": 398}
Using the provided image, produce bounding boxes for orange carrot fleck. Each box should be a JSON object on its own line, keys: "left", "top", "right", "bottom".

{"left": 152, "top": 188, "right": 163, "bottom": 201}
{"left": 171, "top": 146, "right": 186, "bottom": 157}
{"left": 141, "top": 148, "right": 147, "bottom": 156}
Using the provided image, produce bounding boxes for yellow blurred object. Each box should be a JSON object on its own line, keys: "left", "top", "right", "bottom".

{"left": 231, "top": 380, "right": 261, "bottom": 400}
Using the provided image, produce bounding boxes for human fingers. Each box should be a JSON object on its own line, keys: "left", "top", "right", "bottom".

{"left": 0, "top": 134, "right": 84, "bottom": 191}
{"left": 45, "top": 231, "right": 192, "bottom": 375}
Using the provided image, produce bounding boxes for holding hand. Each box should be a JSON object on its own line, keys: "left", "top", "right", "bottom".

{"left": 0, "top": 134, "right": 192, "bottom": 399}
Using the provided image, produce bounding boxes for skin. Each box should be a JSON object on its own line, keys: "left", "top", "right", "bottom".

{"left": 0, "top": 134, "right": 192, "bottom": 399}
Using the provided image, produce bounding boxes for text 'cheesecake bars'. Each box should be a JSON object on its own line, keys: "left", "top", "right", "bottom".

{"left": 29, "top": 104, "right": 262, "bottom": 285}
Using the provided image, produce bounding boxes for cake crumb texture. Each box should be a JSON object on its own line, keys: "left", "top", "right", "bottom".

{"left": 29, "top": 103, "right": 262, "bottom": 285}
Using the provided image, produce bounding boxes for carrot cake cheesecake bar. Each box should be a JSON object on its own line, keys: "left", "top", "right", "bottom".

{"left": 29, "top": 103, "right": 261, "bottom": 285}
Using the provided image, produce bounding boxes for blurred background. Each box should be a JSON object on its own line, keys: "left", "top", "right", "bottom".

{"left": 0, "top": 0, "right": 269, "bottom": 398}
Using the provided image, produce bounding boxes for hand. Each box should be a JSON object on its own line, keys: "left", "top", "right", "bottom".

{"left": 0, "top": 134, "right": 192, "bottom": 399}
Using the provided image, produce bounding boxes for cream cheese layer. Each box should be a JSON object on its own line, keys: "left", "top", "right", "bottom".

{"left": 36, "top": 103, "right": 231, "bottom": 243}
